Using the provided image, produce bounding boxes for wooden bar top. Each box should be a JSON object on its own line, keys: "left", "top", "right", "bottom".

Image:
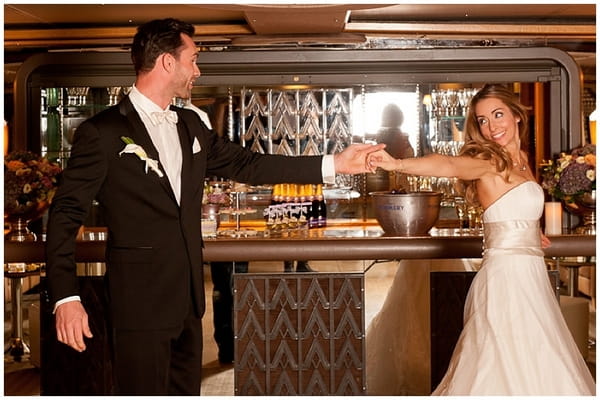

{"left": 4, "top": 222, "right": 596, "bottom": 263}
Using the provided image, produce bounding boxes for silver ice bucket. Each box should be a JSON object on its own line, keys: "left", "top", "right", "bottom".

{"left": 370, "top": 191, "right": 442, "bottom": 236}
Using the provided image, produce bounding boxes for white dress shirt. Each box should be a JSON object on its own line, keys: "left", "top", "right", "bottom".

{"left": 129, "top": 86, "right": 183, "bottom": 204}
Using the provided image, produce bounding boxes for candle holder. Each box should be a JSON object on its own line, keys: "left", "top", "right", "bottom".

{"left": 563, "top": 190, "right": 596, "bottom": 235}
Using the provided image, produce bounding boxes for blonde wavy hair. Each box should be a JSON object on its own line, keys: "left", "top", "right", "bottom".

{"left": 458, "top": 84, "right": 530, "bottom": 206}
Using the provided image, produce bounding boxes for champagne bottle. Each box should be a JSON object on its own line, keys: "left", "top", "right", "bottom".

{"left": 315, "top": 184, "right": 327, "bottom": 228}
{"left": 280, "top": 183, "right": 290, "bottom": 230}
{"left": 298, "top": 184, "right": 311, "bottom": 228}
{"left": 269, "top": 184, "right": 282, "bottom": 231}
{"left": 310, "top": 184, "right": 327, "bottom": 229}
{"left": 46, "top": 88, "right": 62, "bottom": 163}
{"left": 307, "top": 184, "right": 317, "bottom": 229}
{"left": 288, "top": 183, "right": 299, "bottom": 229}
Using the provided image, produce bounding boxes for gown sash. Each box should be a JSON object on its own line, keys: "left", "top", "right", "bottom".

{"left": 483, "top": 220, "right": 544, "bottom": 257}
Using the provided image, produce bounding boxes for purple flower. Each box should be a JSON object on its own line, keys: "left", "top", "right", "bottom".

{"left": 558, "top": 161, "right": 594, "bottom": 195}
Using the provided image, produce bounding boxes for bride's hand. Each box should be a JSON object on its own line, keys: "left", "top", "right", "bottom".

{"left": 540, "top": 230, "right": 551, "bottom": 248}
{"left": 367, "top": 149, "right": 398, "bottom": 172}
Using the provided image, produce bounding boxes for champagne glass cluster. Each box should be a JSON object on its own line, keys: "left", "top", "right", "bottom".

{"left": 107, "top": 86, "right": 123, "bottom": 106}
{"left": 430, "top": 139, "right": 464, "bottom": 207}
{"left": 426, "top": 87, "right": 482, "bottom": 233}
{"left": 66, "top": 87, "right": 90, "bottom": 106}
{"left": 453, "top": 197, "right": 483, "bottom": 235}
{"left": 431, "top": 88, "right": 478, "bottom": 118}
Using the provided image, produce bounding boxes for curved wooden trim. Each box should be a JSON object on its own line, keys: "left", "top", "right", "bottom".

{"left": 5, "top": 234, "right": 595, "bottom": 264}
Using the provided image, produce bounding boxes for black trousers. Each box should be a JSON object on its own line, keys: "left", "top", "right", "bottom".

{"left": 210, "top": 261, "right": 248, "bottom": 362}
{"left": 112, "top": 299, "right": 203, "bottom": 395}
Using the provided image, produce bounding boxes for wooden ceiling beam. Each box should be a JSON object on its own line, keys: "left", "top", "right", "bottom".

{"left": 4, "top": 24, "right": 253, "bottom": 49}
{"left": 346, "top": 22, "right": 596, "bottom": 39}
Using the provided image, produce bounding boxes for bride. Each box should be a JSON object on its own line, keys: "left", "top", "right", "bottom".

{"left": 366, "top": 84, "right": 595, "bottom": 395}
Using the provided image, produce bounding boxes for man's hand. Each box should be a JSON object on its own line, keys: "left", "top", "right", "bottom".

{"left": 334, "top": 143, "right": 386, "bottom": 174}
{"left": 55, "top": 301, "right": 93, "bottom": 352}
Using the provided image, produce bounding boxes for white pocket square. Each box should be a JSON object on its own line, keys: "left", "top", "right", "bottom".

{"left": 192, "top": 137, "right": 201, "bottom": 153}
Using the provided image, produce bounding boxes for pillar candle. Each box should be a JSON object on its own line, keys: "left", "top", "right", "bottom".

{"left": 4, "top": 120, "right": 8, "bottom": 156}
{"left": 590, "top": 109, "right": 597, "bottom": 145}
{"left": 544, "top": 202, "right": 562, "bottom": 235}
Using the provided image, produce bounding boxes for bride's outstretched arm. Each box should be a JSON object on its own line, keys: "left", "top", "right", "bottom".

{"left": 367, "top": 150, "right": 493, "bottom": 181}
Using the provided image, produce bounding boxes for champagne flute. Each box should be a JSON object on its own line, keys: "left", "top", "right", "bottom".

{"left": 467, "top": 205, "right": 483, "bottom": 235}
{"left": 454, "top": 197, "right": 467, "bottom": 234}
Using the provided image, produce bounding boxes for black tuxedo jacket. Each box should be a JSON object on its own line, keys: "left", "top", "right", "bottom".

{"left": 46, "top": 96, "right": 323, "bottom": 330}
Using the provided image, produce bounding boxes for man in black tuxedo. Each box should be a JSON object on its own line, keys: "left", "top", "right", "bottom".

{"left": 45, "top": 18, "right": 383, "bottom": 395}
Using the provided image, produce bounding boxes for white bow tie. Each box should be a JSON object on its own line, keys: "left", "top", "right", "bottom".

{"left": 150, "top": 110, "right": 178, "bottom": 125}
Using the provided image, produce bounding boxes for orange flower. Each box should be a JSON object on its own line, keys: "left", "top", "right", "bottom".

{"left": 6, "top": 160, "right": 25, "bottom": 171}
{"left": 4, "top": 150, "right": 62, "bottom": 216}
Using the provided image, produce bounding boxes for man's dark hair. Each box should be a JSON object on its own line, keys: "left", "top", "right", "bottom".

{"left": 131, "top": 18, "right": 195, "bottom": 74}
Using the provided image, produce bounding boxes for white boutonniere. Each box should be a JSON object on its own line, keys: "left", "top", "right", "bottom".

{"left": 119, "top": 136, "right": 164, "bottom": 177}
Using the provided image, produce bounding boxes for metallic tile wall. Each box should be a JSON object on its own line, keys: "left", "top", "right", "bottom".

{"left": 233, "top": 273, "right": 365, "bottom": 395}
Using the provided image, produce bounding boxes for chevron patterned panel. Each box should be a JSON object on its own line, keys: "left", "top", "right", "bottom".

{"left": 233, "top": 273, "right": 365, "bottom": 396}
{"left": 240, "top": 88, "right": 353, "bottom": 157}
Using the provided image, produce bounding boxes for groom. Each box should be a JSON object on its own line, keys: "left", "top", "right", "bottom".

{"left": 45, "top": 18, "right": 383, "bottom": 395}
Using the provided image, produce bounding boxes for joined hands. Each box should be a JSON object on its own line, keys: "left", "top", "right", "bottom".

{"left": 366, "top": 149, "right": 398, "bottom": 172}
{"left": 334, "top": 143, "right": 386, "bottom": 174}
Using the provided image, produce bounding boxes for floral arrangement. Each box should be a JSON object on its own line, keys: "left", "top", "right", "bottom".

{"left": 541, "top": 143, "right": 596, "bottom": 202}
{"left": 4, "top": 150, "right": 62, "bottom": 217}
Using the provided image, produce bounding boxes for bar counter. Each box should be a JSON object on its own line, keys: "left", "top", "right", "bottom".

{"left": 4, "top": 221, "right": 596, "bottom": 264}
{"left": 5, "top": 220, "right": 595, "bottom": 396}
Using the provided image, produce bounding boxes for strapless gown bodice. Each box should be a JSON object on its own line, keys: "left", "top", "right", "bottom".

{"left": 483, "top": 180, "right": 544, "bottom": 222}
{"left": 482, "top": 181, "right": 544, "bottom": 258}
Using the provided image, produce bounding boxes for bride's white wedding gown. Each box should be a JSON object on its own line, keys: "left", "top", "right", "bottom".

{"left": 367, "top": 181, "right": 596, "bottom": 396}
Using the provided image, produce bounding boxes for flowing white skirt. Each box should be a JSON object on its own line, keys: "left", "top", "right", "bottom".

{"left": 365, "top": 259, "right": 478, "bottom": 396}
{"left": 432, "top": 253, "right": 595, "bottom": 396}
